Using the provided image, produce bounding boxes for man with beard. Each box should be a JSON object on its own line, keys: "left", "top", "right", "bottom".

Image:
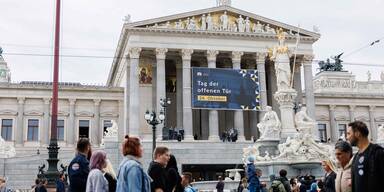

{"left": 346, "top": 121, "right": 384, "bottom": 192}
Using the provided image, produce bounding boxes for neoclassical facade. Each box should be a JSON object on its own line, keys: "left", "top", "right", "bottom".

{"left": 307, "top": 71, "right": 384, "bottom": 143}
{"left": 107, "top": 5, "right": 319, "bottom": 143}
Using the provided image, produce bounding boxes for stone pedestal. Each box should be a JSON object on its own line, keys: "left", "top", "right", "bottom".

{"left": 274, "top": 89, "right": 297, "bottom": 140}
{"left": 255, "top": 139, "right": 280, "bottom": 156}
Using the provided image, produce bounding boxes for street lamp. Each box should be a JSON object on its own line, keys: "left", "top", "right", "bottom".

{"left": 144, "top": 109, "right": 165, "bottom": 156}
{"left": 159, "top": 98, "right": 171, "bottom": 139}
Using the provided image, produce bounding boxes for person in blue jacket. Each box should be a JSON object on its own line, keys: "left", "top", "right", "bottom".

{"left": 68, "top": 138, "right": 91, "bottom": 192}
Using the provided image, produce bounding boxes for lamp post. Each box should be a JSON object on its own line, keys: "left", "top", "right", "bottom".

{"left": 144, "top": 109, "right": 165, "bottom": 156}
{"left": 159, "top": 98, "right": 171, "bottom": 139}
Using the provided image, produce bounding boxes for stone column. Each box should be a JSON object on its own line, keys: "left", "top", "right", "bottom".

{"left": 369, "top": 105, "right": 376, "bottom": 141}
{"left": 93, "top": 99, "right": 101, "bottom": 145}
{"left": 118, "top": 100, "right": 125, "bottom": 141}
{"left": 68, "top": 99, "right": 76, "bottom": 146}
{"left": 176, "top": 60, "right": 183, "bottom": 129}
{"left": 155, "top": 48, "right": 168, "bottom": 140}
{"left": 43, "top": 98, "right": 51, "bottom": 145}
{"left": 232, "top": 51, "right": 246, "bottom": 141}
{"left": 349, "top": 105, "right": 356, "bottom": 122}
{"left": 329, "top": 105, "right": 337, "bottom": 142}
{"left": 293, "top": 63, "right": 303, "bottom": 105}
{"left": 181, "top": 49, "right": 194, "bottom": 141}
{"left": 123, "top": 55, "right": 130, "bottom": 137}
{"left": 128, "top": 47, "right": 142, "bottom": 137}
{"left": 256, "top": 53, "right": 268, "bottom": 119}
{"left": 303, "top": 55, "right": 318, "bottom": 139}
{"left": 207, "top": 50, "right": 220, "bottom": 141}
{"left": 16, "top": 97, "right": 25, "bottom": 146}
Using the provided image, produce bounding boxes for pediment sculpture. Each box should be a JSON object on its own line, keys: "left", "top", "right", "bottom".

{"left": 257, "top": 106, "right": 281, "bottom": 140}
{"left": 142, "top": 11, "right": 296, "bottom": 36}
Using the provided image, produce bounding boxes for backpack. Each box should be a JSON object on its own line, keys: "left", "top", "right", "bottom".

{"left": 269, "top": 180, "right": 286, "bottom": 192}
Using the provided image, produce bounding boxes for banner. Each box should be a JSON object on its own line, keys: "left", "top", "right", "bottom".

{"left": 191, "top": 67, "right": 261, "bottom": 110}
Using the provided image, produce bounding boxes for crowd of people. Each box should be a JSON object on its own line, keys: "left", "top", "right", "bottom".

{"left": 62, "top": 135, "right": 197, "bottom": 192}
{"left": 239, "top": 121, "right": 384, "bottom": 192}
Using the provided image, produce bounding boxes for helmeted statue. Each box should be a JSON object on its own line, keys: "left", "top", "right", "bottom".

{"left": 295, "top": 107, "right": 317, "bottom": 135}
{"left": 257, "top": 106, "right": 281, "bottom": 140}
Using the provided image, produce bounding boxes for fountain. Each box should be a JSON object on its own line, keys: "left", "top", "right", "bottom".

{"left": 242, "top": 29, "right": 334, "bottom": 181}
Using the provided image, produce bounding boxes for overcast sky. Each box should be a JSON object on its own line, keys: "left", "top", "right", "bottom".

{"left": 0, "top": 0, "right": 383, "bottom": 84}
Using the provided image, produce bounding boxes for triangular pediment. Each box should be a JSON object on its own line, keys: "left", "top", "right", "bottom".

{"left": 126, "top": 6, "right": 319, "bottom": 39}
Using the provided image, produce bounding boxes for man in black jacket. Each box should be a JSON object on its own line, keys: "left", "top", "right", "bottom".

{"left": 148, "top": 146, "right": 170, "bottom": 192}
{"left": 347, "top": 121, "right": 384, "bottom": 192}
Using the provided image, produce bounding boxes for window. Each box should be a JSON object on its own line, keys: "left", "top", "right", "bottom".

{"left": 27, "top": 119, "right": 39, "bottom": 141}
{"left": 103, "top": 120, "right": 112, "bottom": 136}
{"left": 318, "top": 124, "right": 327, "bottom": 143}
{"left": 1, "top": 119, "right": 13, "bottom": 141}
{"left": 79, "top": 120, "right": 90, "bottom": 138}
{"left": 57, "top": 120, "right": 64, "bottom": 141}
{"left": 338, "top": 124, "right": 347, "bottom": 139}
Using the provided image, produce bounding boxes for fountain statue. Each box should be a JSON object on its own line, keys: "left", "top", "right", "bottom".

{"left": 257, "top": 106, "right": 281, "bottom": 140}
{"left": 0, "top": 136, "right": 16, "bottom": 158}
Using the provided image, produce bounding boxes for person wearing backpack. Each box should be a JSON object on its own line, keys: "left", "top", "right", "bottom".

{"left": 346, "top": 121, "right": 384, "bottom": 192}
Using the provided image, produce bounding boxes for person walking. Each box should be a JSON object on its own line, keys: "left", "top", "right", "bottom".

{"left": 247, "top": 156, "right": 260, "bottom": 192}
{"left": 148, "top": 146, "right": 170, "bottom": 192}
{"left": 68, "top": 138, "right": 92, "bottom": 192}
{"left": 86, "top": 150, "right": 109, "bottom": 192}
{"left": 116, "top": 135, "right": 151, "bottom": 192}
{"left": 346, "top": 121, "right": 384, "bottom": 192}
{"left": 216, "top": 176, "right": 225, "bottom": 192}
{"left": 56, "top": 173, "right": 66, "bottom": 192}
{"left": 334, "top": 141, "right": 353, "bottom": 192}
{"left": 104, "top": 159, "right": 117, "bottom": 192}
{"left": 166, "top": 154, "right": 184, "bottom": 192}
{"left": 322, "top": 160, "right": 336, "bottom": 192}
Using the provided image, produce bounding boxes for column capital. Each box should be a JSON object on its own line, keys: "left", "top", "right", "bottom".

{"left": 181, "top": 49, "right": 194, "bottom": 60}
{"left": 231, "top": 51, "right": 244, "bottom": 62}
{"left": 256, "top": 52, "right": 268, "bottom": 61}
{"left": 94, "top": 99, "right": 101, "bottom": 106}
{"left": 349, "top": 105, "right": 356, "bottom": 111}
{"left": 369, "top": 105, "right": 376, "bottom": 112}
{"left": 69, "top": 98, "right": 76, "bottom": 105}
{"left": 43, "top": 98, "right": 51, "bottom": 105}
{"left": 303, "top": 54, "right": 315, "bottom": 64}
{"left": 128, "top": 47, "right": 142, "bottom": 59}
{"left": 17, "top": 97, "right": 25, "bottom": 104}
{"left": 329, "top": 105, "right": 336, "bottom": 111}
{"left": 207, "top": 50, "right": 219, "bottom": 62}
{"left": 155, "top": 48, "right": 168, "bottom": 60}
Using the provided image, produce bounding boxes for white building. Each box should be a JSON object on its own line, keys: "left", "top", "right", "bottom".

{"left": 0, "top": 1, "right": 383, "bottom": 188}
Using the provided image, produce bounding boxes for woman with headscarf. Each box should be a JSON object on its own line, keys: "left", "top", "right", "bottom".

{"left": 334, "top": 141, "right": 353, "bottom": 192}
